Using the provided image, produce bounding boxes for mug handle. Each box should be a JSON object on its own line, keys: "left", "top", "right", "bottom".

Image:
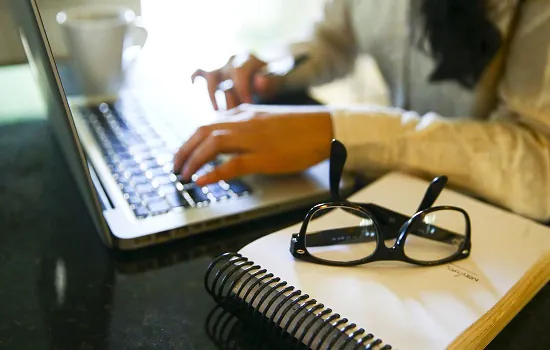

{"left": 123, "top": 17, "right": 148, "bottom": 70}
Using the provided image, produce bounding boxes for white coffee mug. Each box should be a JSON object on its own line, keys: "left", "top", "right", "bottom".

{"left": 56, "top": 5, "right": 148, "bottom": 98}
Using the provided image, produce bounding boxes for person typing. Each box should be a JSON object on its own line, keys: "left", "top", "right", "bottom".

{"left": 174, "top": 0, "right": 550, "bottom": 222}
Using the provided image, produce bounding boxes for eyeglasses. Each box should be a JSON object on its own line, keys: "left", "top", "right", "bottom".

{"left": 290, "top": 140, "right": 472, "bottom": 267}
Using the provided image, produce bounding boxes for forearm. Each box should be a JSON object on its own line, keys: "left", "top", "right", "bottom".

{"left": 330, "top": 106, "right": 550, "bottom": 221}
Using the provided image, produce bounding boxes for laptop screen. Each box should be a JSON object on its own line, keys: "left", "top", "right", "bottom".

{"left": 10, "top": 0, "right": 112, "bottom": 246}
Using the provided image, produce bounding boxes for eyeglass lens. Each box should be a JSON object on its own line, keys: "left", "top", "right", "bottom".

{"left": 304, "top": 206, "right": 378, "bottom": 263}
{"left": 404, "top": 208, "right": 467, "bottom": 263}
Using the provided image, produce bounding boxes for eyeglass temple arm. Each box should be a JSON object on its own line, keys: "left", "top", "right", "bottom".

{"left": 362, "top": 203, "right": 465, "bottom": 245}
{"left": 329, "top": 140, "right": 347, "bottom": 202}
{"left": 416, "top": 176, "right": 448, "bottom": 213}
{"left": 304, "top": 224, "right": 464, "bottom": 247}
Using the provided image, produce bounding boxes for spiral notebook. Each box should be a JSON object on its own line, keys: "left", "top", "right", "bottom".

{"left": 204, "top": 172, "right": 550, "bottom": 349}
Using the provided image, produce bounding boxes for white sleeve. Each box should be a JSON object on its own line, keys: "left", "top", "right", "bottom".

{"left": 330, "top": 104, "right": 550, "bottom": 222}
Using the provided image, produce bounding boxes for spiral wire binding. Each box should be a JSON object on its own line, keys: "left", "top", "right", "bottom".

{"left": 205, "top": 252, "right": 393, "bottom": 350}
{"left": 205, "top": 304, "right": 307, "bottom": 350}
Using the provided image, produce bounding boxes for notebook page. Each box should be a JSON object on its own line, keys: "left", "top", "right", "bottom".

{"left": 239, "top": 172, "right": 550, "bottom": 350}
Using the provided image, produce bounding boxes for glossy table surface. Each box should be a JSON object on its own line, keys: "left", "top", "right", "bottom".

{"left": 0, "top": 116, "right": 313, "bottom": 350}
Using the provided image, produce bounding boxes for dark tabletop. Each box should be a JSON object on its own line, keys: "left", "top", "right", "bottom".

{"left": 0, "top": 117, "right": 549, "bottom": 350}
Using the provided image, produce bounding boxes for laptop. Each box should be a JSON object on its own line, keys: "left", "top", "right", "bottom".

{"left": 11, "top": 0, "right": 355, "bottom": 250}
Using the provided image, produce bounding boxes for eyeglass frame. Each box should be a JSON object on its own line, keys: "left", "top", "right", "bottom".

{"left": 289, "top": 139, "right": 472, "bottom": 267}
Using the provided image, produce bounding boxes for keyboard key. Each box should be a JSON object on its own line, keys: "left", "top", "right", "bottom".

{"left": 125, "top": 165, "right": 144, "bottom": 177}
{"left": 108, "top": 137, "right": 123, "bottom": 148}
{"left": 146, "top": 166, "right": 166, "bottom": 178}
{"left": 111, "top": 144, "right": 126, "bottom": 154}
{"left": 135, "top": 128, "right": 157, "bottom": 138}
{"left": 133, "top": 205, "right": 149, "bottom": 218}
{"left": 117, "top": 152, "right": 133, "bottom": 161}
{"left": 141, "top": 191, "right": 162, "bottom": 202}
{"left": 157, "top": 184, "right": 177, "bottom": 196}
{"left": 176, "top": 176, "right": 193, "bottom": 188}
{"left": 131, "top": 175, "right": 149, "bottom": 185}
{"left": 140, "top": 159, "right": 159, "bottom": 169}
{"left": 155, "top": 152, "right": 174, "bottom": 165}
{"left": 129, "top": 144, "right": 149, "bottom": 154}
{"left": 146, "top": 139, "right": 165, "bottom": 149}
{"left": 165, "top": 193, "right": 189, "bottom": 208}
{"left": 105, "top": 156, "right": 117, "bottom": 168}
{"left": 118, "top": 158, "right": 138, "bottom": 169}
{"left": 207, "top": 184, "right": 229, "bottom": 200}
{"left": 122, "top": 135, "right": 142, "bottom": 147}
{"left": 147, "top": 200, "right": 171, "bottom": 215}
{"left": 121, "top": 185, "right": 135, "bottom": 195}
{"left": 163, "top": 163, "right": 175, "bottom": 173}
{"left": 228, "top": 180, "right": 251, "bottom": 195}
{"left": 153, "top": 175, "right": 174, "bottom": 186}
{"left": 114, "top": 172, "right": 130, "bottom": 184}
{"left": 133, "top": 151, "right": 153, "bottom": 162}
{"left": 135, "top": 183, "right": 155, "bottom": 194}
{"left": 196, "top": 164, "right": 214, "bottom": 177}
{"left": 110, "top": 111, "right": 130, "bottom": 130}
{"left": 126, "top": 194, "right": 143, "bottom": 205}
{"left": 186, "top": 186, "right": 209, "bottom": 204}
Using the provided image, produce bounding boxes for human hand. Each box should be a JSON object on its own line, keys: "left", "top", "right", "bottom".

{"left": 191, "top": 53, "right": 284, "bottom": 110}
{"left": 173, "top": 105, "right": 334, "bottom": 186}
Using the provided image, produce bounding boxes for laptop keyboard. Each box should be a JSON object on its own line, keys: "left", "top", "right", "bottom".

{"left": 80, "top": 102, "right": 252, "bottom": 219}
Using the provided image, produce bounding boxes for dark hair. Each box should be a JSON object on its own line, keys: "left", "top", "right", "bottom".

{"left": 420, "top": 0, "right": 503, "bottom": 89}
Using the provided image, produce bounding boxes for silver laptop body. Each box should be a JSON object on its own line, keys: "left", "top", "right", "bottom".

{"left": 12, "top": 0, "right": 354, "bottom": 250}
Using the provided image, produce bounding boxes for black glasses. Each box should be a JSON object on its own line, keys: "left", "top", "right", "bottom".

{"left": 290, "top": 140, "right": 472, "bottom": 267}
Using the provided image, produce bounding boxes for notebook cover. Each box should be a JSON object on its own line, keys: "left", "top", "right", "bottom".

{"left": 235, "top": 172, "right": 550, "bottom": 349}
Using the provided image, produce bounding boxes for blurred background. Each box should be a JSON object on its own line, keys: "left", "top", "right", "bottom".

{"left": 0, "top": 0, "right": 325, "bottom": 65}
{"left": 0, "top": 0, "right": 388, "bottom": 124}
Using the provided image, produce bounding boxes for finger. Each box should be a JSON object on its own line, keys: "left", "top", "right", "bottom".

{"left": 206, "top": 72, "right": 222, "bottom": 111}
{"left": 232, "top": 54, "right": 266, "bottom": 104}
{"left": 181, "top": 130, "right": 249, "bottom": 179}
{"left": 174, "top": 127, "right": 208, "bottom": 174}
{"left": 253, "top": 74, "right": 276, "bottom": 99}
{"left": 191, "top": 69, "right": 205, "bottom": 83}
{"left": 224, "top": 88, "right": 240, "bottom": 110}
{"left": 232, "top": 67, "right": 253, "bottom": 104}
{"left": 196, "top": 149, "right": 317, "bottom": 185}
{"left": 173, "top": 122, "right": 249, "bottom": 174}
{"left": 192, "top": 69, "right": 221, "bottom": 110}
{"left": 195, "top": 154, "right": 262, "bottom": 186}
{"left": 218, "top": 79, "right": 240, "bottom": 110}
